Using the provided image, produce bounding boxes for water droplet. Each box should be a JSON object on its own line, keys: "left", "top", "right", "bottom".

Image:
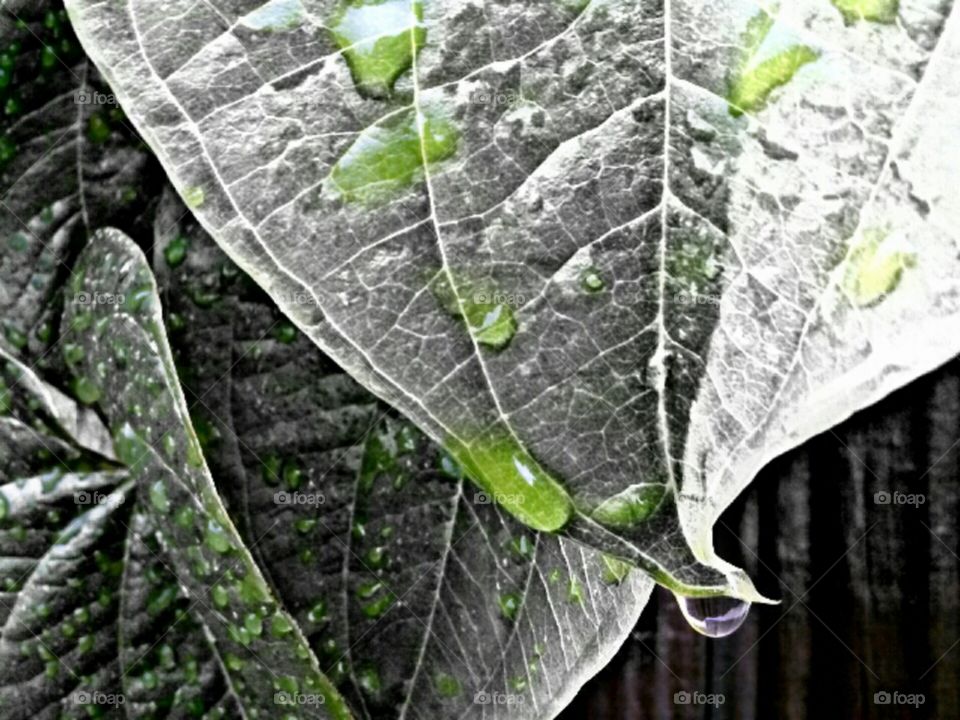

{"left": 244, "top": 612, "right": 263, "bottom": 637}
{"left": 211, "top": 584, "right": 229, "bottom": 609}
{"left": 580, "top": 267, "right": 605, "bottom": 292}
{"left": 329, "top": 0, "right": 426, "bottom": 98}
{"left": 164, "top": 236, "right": 189, "bottom": 267}
{"left": 148, "top": 480, "right": 169, "bottom": 513}
{"left": 175, "top": 505, "right": 194, "bottom": 529}
{"left": 356, "top": 580, "right": 382, "bottom": 600}
{"left": 274, "top": 321, "right": 298, "bottom": 344}
{"left": 364, "top": 545, "right": 387, "bottom": 570}
{"left": 307, "top": 600, "right": 328, "bottom": 624}
{"left": 70, "top": 376, "right": 100, "bottom": 405}
{"left": 498, "top": 593, "right": 521, "bottom": 622}
{"left": 204, "top": 519, "right": 233, "bottom": 554}
{"left": 270, "top": 612, "right": 293, "bottom": 638}
{"left": 362, "top": 594, "right": 393, "bottom": 619}
{"left": 240, "top": 0, "right": 306, "bottom": 31}
{"left": 294, "top": 518, "right": 317, "bottom": 534}
{"left": 282, "top": 460, "right": 303, "bottom": 490}
{"left": 600, "top": 554, "right": 632, "bottom": 585}
{"left": 183, "top": 186, "right": 205, "bottom": 209}
{"left": 87, "top": 113, "right": 111, "bottom": 143}
{"left": 331, "top": 108, "right": 458, "bottom": 203}
{"left": 445, "top": 431, "right": 572, "bottom": 533}
{"left": 274, "top": 675, "right": 299, "bottom": 695}
{"left": 357, "top": 666, "right": 381, "bottom": 696}
{"left": 434, "top": 672, "right": 461, "bottom": 698}
{"left": 262, "top": 452, "right": 282, "bottom": 485}
{"left": 675, "top": 594, "right": 751, "bottom": 638}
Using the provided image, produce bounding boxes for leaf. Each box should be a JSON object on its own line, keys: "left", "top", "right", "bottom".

{"left": 63, "top": 0, "right": 960, "bottom": 600}
{"left": 0, "top": 346, "right": 235, "bottom": 720}
{"left": 152, "top": 189, "right": 656, "bottom": 719}
{"left": 0, "top": 0, "right": 157, "bottom": 371}
{"left": 62, "top": 228, "right": 353, "bottom": 719}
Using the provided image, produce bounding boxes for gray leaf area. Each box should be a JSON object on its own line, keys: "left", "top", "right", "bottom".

{"left": 0, "top": 0, "right": 156, "bottom": 368}
{"left": 153, "top": 189, "right": 653, "bottom": 720}
{"left": 0, "top": 346, "right": 232, "bottom": 720}
{"left": 64, "top": 0, "right": 960, "bottom": 597}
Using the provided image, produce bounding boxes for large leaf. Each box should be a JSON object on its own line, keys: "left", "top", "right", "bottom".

{"left": 63, "top": 0, "right": 960, "bottom": 597}
{"left": 152, "top": 188, "right": 655, "bottom": 719}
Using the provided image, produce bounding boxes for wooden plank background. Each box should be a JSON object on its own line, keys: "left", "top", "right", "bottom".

{"left": 560, "top": 359, "right": 960, "bottom": 719}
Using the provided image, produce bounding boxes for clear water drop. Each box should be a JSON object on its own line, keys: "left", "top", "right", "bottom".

{"left": 676, "top": 594, "right": 751, "bottom": 638}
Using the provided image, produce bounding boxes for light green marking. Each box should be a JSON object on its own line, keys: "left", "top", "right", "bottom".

{"left": 183, "top": 186, "right": 205, "bottom": 209}
{"left": 446, "top": 431, "right": 572, "bottom": 533}
{"left": 434, "top": 672, "right": 461, "bottom": 698}
{"left": 330, "top": 0, "right": 425, "bottom": 98}
{"left": 240, "top": 0, "right": 306, "bottom": 31}
{"left": 330, "top": 109, "right": 458, "bottom": 203}
{"left": 843, "top": 227, "right": 915, "bottom": 307}
{"left": 432, "top": 274, "right": 519, "bottom": 350}
{"left": 832, "top": 0, "right": 898, "bottom": 24}
{"left": 600, "top": 554, "right": 632, "bottom": 585}
{"left": 465, "top": 300, "right": 516, "bottom": 348}
{"left": 590, "top": 484, "right": 666, "bottom": 529}
{"left": 728, "top": 10, "right": 819, "bottom": 116}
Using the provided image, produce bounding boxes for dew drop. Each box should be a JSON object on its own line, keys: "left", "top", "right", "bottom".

{"left": 580, "top": 267, "right": 605, "bottom": 293}
{"left": 164, "top": 236, "right": 189, "bottom": 267}
{"left": 675, "top": 594, "right": 751, "bottom": 638}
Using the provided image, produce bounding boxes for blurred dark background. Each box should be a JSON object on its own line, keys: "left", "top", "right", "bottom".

{"left": 560, "top": 359, "right": 960, "bottom": 719}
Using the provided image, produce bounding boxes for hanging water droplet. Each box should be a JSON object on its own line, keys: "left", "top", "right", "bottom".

{"left": 675, "top": 594, "right": 751, "bottom": 638}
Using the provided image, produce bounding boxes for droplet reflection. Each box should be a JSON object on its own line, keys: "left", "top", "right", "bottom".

{"left": 676, "top": 594, "right": 751, "bottom": 638}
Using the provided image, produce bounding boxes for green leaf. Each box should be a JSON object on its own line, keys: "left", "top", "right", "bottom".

{"left": 62, "top": 228, "right": 353, "bottom": 719}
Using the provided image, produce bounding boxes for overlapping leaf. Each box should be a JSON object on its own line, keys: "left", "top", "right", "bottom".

{"left": 63, "top": 0, "right": 960, "bottom": 597}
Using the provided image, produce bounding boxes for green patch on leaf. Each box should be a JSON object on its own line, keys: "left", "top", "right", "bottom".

{"left": 600, "top": 554, "right": 632, "bottom": 585}
{"left": 590, "top": 484, "right": 667, "bottom": 530}
{"left": 446, "top": 430, "right": 572, "bottom": 533}
{"left": 183, "top": 186, "right": 205, "bottom": 208}
{"left": 832, "top": 0, "right": 898, "bottom": 24}
{"left": 431, "top": 273, "right": 519, "bottom": 350}
{"left": 330, "top": 108, "right": 458, "bottom": 203}
{"left": 330, "top": 0, "right": 426, "bottom": 98}
{"left": 843, "top": 226, "right": 915, "bottom": 307}
{"left": 240, "top": 0, "right": 307, "bottom": 31}
{"left": 728, "top": 10, "right": 819, "bottom": 116}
